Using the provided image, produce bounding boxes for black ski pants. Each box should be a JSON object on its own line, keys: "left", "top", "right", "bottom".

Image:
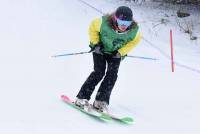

{"left": 76, "top": 52, "right": 121, "bottom": 104}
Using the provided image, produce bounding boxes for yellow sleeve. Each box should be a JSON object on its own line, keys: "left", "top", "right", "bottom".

{"left": 118, "top": 32, "right": 142, "bottom": 56}
{"left": 88, "top": 18, "right": 101, "bottom": 46}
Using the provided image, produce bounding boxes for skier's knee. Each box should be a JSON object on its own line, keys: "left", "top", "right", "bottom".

{"left": 106, "top": 71, "right": 118, "bottom": 78}
{"left": 93, "top": 70, "right": 105, "bottom": 79}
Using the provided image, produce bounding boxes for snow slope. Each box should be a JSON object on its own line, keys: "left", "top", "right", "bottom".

{"left": 0, "top": 0, "right": 200, "bottom": 134}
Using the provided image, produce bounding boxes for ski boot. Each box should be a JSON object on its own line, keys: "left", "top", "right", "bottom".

{"left": 75, "top": 98, "right": 89, "bottom": 109}
{"left": 93, "top": 100, "right": 108, "bottom": 113}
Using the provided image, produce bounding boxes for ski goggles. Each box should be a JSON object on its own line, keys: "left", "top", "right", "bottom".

{"left": 116, "top": 18, "right": 132, "bottom": 27}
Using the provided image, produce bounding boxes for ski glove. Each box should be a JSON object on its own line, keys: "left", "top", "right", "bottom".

{"left": 89, "top": 44, "right": 103, "bottom": 55}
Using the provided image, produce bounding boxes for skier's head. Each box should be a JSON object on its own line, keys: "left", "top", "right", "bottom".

{"left": 115, "top": 6, "right": 133, "bottom": 21}
{"left": 114, "top": 6, "right": 133, "bottom": 32}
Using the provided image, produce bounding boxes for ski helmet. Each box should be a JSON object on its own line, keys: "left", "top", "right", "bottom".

{"left": 115, "top": 6, "right": 133, "bottom": 21}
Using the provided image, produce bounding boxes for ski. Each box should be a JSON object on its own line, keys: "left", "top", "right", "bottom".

{"left": 61, "top": 95, "right": 112, "bottom": 121}
{"left": 61, "top": 95, "right": 134, "bottom": 124}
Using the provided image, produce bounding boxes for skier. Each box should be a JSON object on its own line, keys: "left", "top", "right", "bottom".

{"left": 75, "top": 6, "right": 141, "bottom": 113}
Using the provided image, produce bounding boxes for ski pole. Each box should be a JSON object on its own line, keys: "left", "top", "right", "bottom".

{"left": 126, "top": 55, "right": 158, "bottom": 61}
{"left": 52, "top": 51, "right": 157, "bottom": 60}
{"left": 52, "top": 51, "right": 92, "bottom": 58}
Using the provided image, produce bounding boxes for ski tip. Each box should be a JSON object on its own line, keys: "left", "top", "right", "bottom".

{"left": 60, "top": 95, "right": 71, "bottom": 101}
{"left": 60, "top": 95, "right": 65, "bottom": 99}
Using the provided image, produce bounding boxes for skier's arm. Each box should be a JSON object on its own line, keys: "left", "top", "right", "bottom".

{"left": 88, "top": 18, "right": 101, "bottom": 47}
{"left": 118, "top": 32, "right": 142, "bottom": 56}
